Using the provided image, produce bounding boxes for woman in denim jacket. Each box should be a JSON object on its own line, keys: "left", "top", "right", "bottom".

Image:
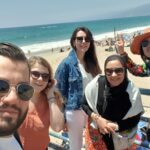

{"left": 55, "top": 26, "right": 101, "bottom": 150}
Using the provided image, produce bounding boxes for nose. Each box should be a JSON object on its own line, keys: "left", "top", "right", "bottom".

{"left": 0, "top": 88, "right": 19, "bottom": 105}
{"left": 82, "top": 38, "right": 86, "bottom": 43}
{"left": 38, "top": 75, "right": 43, "bottom": 81}
{"left": 111, "top": 71, "right": 117, "bottom": 76}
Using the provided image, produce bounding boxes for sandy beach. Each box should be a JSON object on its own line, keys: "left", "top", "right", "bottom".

{"left": 28, "top": 44, "right": 150, "bottom": 149}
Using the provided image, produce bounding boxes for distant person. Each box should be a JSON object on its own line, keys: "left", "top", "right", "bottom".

{"left": 60, "top": 48, "right": 64, "bottom": 52}
{"left": 18, "top": 56, "right": 64, "bottom": 150}
{"left": 55, "top": 26, "right": 101, "bottom": 150}
{"left": 82, "top": 54, "right": 144, "bottom": 150}
{"left": 116, "top": 28, "right": 150, "bottom": 77}
{"left": 0, "top": 42, "right": 34, "bottom": 150}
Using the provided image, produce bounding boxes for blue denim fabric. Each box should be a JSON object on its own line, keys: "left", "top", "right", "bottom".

{"left": 55, "top": 49, "right": 83, "bottom": 110}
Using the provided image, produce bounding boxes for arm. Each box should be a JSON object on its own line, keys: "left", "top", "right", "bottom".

{"left": 82, "top": 95, "right": 93, "bottom": 116}
{"left": 82, "top": 95, "right": 117, "bottom": 134}
{"left": 117, "top": 113, "right": 141, "bottom": 131}
{"left": 48, "top": 98, "right": 64, "bottom": 132}
{"left": 46, "top": 80, "right": 65, "bottom": 132}
{"left": 122, "top": 52, "right": 147, "bottom": 77}
{"left": 115, "top": 34, "right": 147, "bottom": 77}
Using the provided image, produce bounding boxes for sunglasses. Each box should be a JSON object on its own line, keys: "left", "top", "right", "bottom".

{"left": 141, "top": 40, "right": 150, "bottom": 48}
{"left": 76, "top": 36, "right": 91, "bottom": 43}
{"left": 0, "top": 80, "right": 34, "bottom": 101}
{"left": 31, "top": 71, "right": 49, "bottom": 82}
{"left": 105, "top": 67, "right": 124, "bottom": 76}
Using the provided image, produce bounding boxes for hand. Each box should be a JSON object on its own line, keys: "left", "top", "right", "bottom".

{"left": 107, "top": 122, "right": 119, "bottom": 134}
{"left": 96, "top": 117, "right": 113, "bottom": 135}
{"left": 115, "top": 34, "right": 125, "bottom": 55}
{"left": 45, "top": 79, "right": 64, "bottom": 108}
{"left": 45, "top": 79, "right": 56, "bottom": 98}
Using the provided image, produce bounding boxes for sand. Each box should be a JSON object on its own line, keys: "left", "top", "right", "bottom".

{"left": 28, "top": 44, "right": 150, "bottom": 149}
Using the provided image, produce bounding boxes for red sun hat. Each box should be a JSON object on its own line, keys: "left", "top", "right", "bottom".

{"left": 130, "top": 28, "right": 150, "bottom": 55}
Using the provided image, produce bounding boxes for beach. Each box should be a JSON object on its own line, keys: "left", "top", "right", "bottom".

{"left": 28, "top": 44, "right": 150, "bottom": 149}
{"left": 0, "top": 13, "right": 150, "bottom": 150}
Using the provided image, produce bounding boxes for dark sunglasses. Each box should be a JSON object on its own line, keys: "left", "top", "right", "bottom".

{"left": 141, "top": 40, "right": 150, "bottom": 48}
{"left": 76, "top": 36, "right": 91, "bottom": 43}
{"left": 105, "top": 67, "right": 124, "bottom": 76}
{"left": 31, "top": 71, "right": 49, "bottom": 82}
{"left": 0, "top": 80, "right": 34, "bottom": 101}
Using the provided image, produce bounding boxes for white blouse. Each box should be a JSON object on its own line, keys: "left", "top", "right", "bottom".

{"left": 78, "top": 63, "right": 93, "bottom": 92}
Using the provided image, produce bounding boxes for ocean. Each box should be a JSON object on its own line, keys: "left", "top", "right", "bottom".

{"left": 0, "top": 15, "right": 150, "bottom": 53}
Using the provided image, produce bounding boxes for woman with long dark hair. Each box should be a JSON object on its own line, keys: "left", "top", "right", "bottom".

{"left": 55, "top": 26, "right": 101, "bottom": 150}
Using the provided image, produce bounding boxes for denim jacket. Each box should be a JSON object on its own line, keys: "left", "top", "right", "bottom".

{"left": 55, "top": 49, "right": 83, "bottom": 110}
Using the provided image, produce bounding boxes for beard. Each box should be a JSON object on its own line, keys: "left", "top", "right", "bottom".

{"left": 0, "top": 103, "right": 28, "bottom": 136}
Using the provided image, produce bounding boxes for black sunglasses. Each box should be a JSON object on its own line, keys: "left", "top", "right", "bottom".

{"left": 0, "top": 80, "right": 34, "bottom": 101}
{"left": 31, "top": 71, "right": 49, "bottom": 82}
{"left": 105, "top": 67, "right": 124, "bottom": 76}
{"left": 76, "top": 36, "right": 91, "bottom": 43}
{"left": 141, "top": 40, "right": 150, "bottom": 48}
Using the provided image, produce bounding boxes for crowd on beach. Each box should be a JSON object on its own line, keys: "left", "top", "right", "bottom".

{"left": 0, "top": 25, "right": 150, "bottom": 150}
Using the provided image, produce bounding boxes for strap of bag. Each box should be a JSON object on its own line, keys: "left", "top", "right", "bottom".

{"left": 97, "top": 75, "right": 107, "bottom": 115}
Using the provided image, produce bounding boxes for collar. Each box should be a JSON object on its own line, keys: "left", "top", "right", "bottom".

{"left": 68, "top": 49, "right": 78, "bottom": 65}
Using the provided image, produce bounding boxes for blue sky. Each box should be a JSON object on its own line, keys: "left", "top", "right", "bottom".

{"left": 0, "top": 0, "right": 150, "bottom": 28}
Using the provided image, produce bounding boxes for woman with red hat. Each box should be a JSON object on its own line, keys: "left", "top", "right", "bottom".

{"left": 116, "top": 28, "right": 150, "bottom": 77}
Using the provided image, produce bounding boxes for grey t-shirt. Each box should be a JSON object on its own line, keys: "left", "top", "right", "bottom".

{"left": 0, "top": 135, "right": 22, "bottom": 150}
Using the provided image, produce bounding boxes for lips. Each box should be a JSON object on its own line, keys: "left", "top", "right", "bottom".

{"left": 34, "top": 82, "right": 44, "bottom": 87}
{"left": 0, "top": 108, "right": 18, "bottom": 118}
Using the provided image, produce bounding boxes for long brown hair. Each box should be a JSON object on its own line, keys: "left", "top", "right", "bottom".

{"left": 70, "top": 26, "right": 101, "bottom": 76}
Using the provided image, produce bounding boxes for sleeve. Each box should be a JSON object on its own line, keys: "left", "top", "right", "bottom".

{"left": 121, "top": 52, "right": 148, "bottom": 77}
{"left": 82, "top": 95, "right": 93, "bottom": 116}
{"left": 55, "top": 61, "right": 69, "bottom": 101}
{"left": 117, "top": 113, "right": 141, "bottom": 131}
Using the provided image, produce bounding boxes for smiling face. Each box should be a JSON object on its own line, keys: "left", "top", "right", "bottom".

{"left": 30, "top": 63, "right": 49, "bottom": 94}
{"left": 0, "top": 56, "right": 30, "bottom": 136}
{"left": 105, "top": 60, "right": 125, "bottom": 87}
{"left": 73, "top": 30, "right": 91, "bottom": 56}
{"left": 142, "top": 37, "right": 150, "bottom": 58}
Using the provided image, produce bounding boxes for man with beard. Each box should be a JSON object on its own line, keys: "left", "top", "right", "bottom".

{"left": 0, "top": 43, "right": 34, "bottom": 150}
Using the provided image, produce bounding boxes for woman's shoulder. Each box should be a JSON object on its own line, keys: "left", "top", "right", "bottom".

{"left": 58, "top": 54, "right": 75, "bottom": 66}
{"left": 126, "top": 80, "right": 139, "bottom": 91}
{"left": 86, "top": 74, "right": 101, "bottom": 89}
{"left": 126, "top": 80, "right": 141, "bottom": 99}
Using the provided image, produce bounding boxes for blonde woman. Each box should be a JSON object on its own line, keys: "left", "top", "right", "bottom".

{"left": 18, "top": 56, "right": 64, "bottom": 150}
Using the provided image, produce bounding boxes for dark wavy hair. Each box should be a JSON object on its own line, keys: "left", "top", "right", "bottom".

{"left": 0, "top": 42, "right": 27, "bottom": 61}
{"left": 0, "top": 42, "right": 29, "bottom": 72}
{"left": 70, "top": 26, "right": 101, "bottom": 76}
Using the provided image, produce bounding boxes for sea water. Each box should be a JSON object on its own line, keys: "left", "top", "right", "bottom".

{"left": 0, "top": 15, "right": 150, "bottom": 53}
